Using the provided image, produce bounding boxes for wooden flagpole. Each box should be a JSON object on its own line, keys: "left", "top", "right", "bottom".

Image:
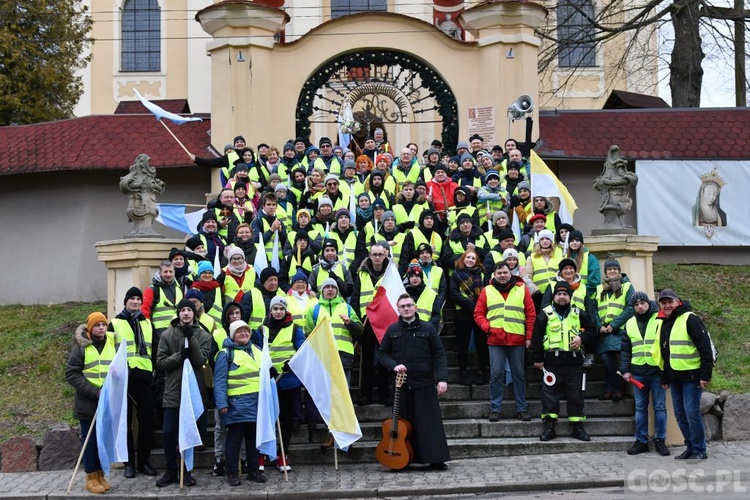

{"left": 159, "top": 119, "right": 192, "bottom": 156}
{"left": 276, "top": 420, "right": 288, "bottom": 481}
{"left": 66, "top": 414, "right": 97, "bottom": 494}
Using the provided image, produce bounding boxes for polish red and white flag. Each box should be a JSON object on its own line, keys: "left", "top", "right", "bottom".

{"left": 366, "top": 259, "right": 407, "bottom": 343}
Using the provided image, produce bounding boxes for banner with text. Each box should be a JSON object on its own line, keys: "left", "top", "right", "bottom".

{"left": 467, "top": 106, "right": 496, "bottom": 148}
{"left": 636, "top": 160, "right": 750, "bottom": 245}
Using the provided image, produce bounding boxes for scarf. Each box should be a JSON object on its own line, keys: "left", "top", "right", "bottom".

{"left": 228, "top": 262, "right": 248, "bottom": 277}
{"left": 601, "top": 272, "right": 623, "bottom": 299}
{"left": 455, "top": 266, "right": 484, "bottom": 302}
{"left": 125, "top": 309, "right": 148, "bottom": 356}
{"left": 357, "top": 205, "right": 373, "bottom": 221}
{"left": 192, "top": 280, "right": 221, "bottom": 292}
{"left": 492, "top": 278, "right": 515, "bottom": 294}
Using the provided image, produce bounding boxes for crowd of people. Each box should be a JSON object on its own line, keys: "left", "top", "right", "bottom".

{"left": 65, "top": 131, "right": 714, "bottom": 494}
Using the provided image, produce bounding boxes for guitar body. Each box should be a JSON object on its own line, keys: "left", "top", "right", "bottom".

{"left": 375, "top": 372, "right": 413, "bottom": 470}
{"left": 375, "top": 417, "right": 414, "bottom": 470}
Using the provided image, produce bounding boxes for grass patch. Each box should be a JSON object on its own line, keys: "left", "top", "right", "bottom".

{"left": 653, "top": 264, "right": 750, "bottom": 393}
{"left": 0, "top": 302, "right": 105, "bottom": 441}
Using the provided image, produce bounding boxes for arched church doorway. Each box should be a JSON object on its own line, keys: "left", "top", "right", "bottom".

{"left": 296, "top": 49, "right": 459, "bottom": 153}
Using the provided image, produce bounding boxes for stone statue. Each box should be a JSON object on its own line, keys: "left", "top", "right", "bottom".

{"left": 119, "top": 154, "right": 166, "bottom": 238}
{"left": 592, "top": 145, "right": 638, "bottom": 234}
{"left": 437, "top": 14, "right": 462, "bottom": 40}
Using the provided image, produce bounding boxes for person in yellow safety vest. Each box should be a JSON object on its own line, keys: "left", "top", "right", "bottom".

{"left": 221, "top": 246, "right": 257, "bottom": 305}
{"left": 304, "top": 277, "right": 363, "bottom": 448}
{"left": 524, "top": 229, "right": 563, "bottom": 312}
{"left": 478, "top": 171, "right": 509, "bottom": 230}
{"left": 239, "top": 266, "right": 286, "bottom": 329}
{"left": 392, "top": 148, "right": 422, "bottom": 188}
{"left": 654, "top": 289, "right": 713, "bottom": 460}
{"left": 142, "top": 261, "right": 183, "bottom": 336}
{"left": 190, "top": 261, "right": 224, "bottom": 322}
{"left": 155, "top": 299, "right": 211, "bottom": 488}
{"left": 364, "top": 170, "right": 395, "bottom": 209}
{"left": 339, "top": 159, "right": 365, "bottom": 200}
{"left": 351, "top": 243, "right": 391, "bottom": 406}
{"left": 367, "top": 210, "right": 406, "bottom": 272}
{"left": 392, "top": 181, "right": 428, "bottom": 233}
{"left": 517, "top": 213, "right": 548, "bottom": 256}
{"left": 107, "top": 287, "right": 156, "bottom": 479}
{"left": 353, "top": 199, "right": 384, "bottom": 269}
{"left": 317, "top": 137, "right": 344, "bottom": 176}
{"left": 206, "top": 300, "right": 244, "bottom": 476}
{"left": 251, "top": 296, "right": 305, "bottom": 471}
{"left": 328, "top": 209, "right": 358, "bottom": 270}
{"left": 531, "top": 281, "right": 596, "bottom": 442}
{"left": 509, "top": 181, "right": 533, "bottom": 234}
{"left": 213, "top": 320, "right": 268, "bottom": 486}
{"left": 540, "top": 259, "right": 594, "bottom": 319}
{"left": 415, "top": 243, "right": 447, "bottom": 301}
{"left": 279, "top": 231, "right": 317, "bottom": 292}
{"left": 308, "top": 239, "right": 354, "bottom": 297}
{"left": 593, "top": 259, "right": 634, "bottom": 402}
{"left": 531, "top": 195, "right": 561, "bottom": 236}
{"left": 483, "top": 227, "right": 525, "bottom": 272}
{"left": 474, "top": 261, "right": 536, "bottom": 423}
{"left": 190, "top": 135, "right": 246, "bottom": 186}
{"left": 404, "top": 261, "right": 443, "bottom": 333}
{"left": 285, "top": 270, "right": 318, "bottom": 329}
{"left": 288, "top": 209, "right": 322, "bottom": 256}
{"left": 446, "top": 187, "right": 480, "bottom": 231}
{"left": 401, "top": 210, "right": 443, "bottom": 270}
{"left": 194, "top": 211, "right": 228, "bottom": 268}
{"left": 308, "top": 196, "right": 336, "bottom": 242}
{"left": 619, "top": 292, "right": 670, "bottom": 457}
{"left": 442, "top": 212, "right": 491, "bottom": 272}
{"left": 565, "top": 230, "right": 602, "bottom": 298}
{"left": 273, "top": 184, "right": 295, "bottom": 231}
{"left": 66, "top": 312, "right": 115, "bottom": 494}
{"left": 250, "top": 193, "right": 292, "bottom": 264}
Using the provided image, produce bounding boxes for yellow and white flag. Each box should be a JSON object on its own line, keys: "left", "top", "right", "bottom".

{"left": 530, "top": 150, "right": 578, "bottom": 224}
{"left": 288, "top": 316, "right": 362, "bottom": 450}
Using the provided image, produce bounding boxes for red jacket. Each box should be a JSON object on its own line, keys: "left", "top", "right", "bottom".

{"left": 474, "top": 280, "right": 536, "bottom": 346}
{"left": 427, "top": 178, "right": 458, "bottom": 218}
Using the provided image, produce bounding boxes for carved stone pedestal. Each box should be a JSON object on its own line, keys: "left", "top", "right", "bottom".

{"left": 95, "top": 238, "right": 185, "bottom": 320}
{"left": 585, "top": 234, "right": 659, "bottom": 296}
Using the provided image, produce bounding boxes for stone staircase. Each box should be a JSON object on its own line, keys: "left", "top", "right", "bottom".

{"left": 149, "top": 308, "right": 635, "bottom": 469}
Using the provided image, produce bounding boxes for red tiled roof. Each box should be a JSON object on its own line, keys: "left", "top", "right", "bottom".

{"left": 0, "top": 114, "right": 212, "bottom": 176}
{"left": 114, "top": 99, "right": 192, "bottom": 115}
{"left": 537, "top": 108, "right": 750, "bottom": 160}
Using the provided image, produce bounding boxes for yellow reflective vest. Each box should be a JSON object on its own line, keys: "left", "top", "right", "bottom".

{"left": 624, "top": 314, "right": 660, "bottom": 367}
{"left": 485, "top": 284, "right": 526, "bottom": 335}
{"left": 596, "top": 282, "right": 632, "bottom": 325}
{"left": 111, "top": 317, "right": 153, "bottom": 371}
{"left": 668, "top": 313, "right": 701, "bottom": 371}
{"left": 83, "top": 334, "right": 117, "bottom": 388}
{"left": 542, "top": 305, "right": 582, "bottom": 352}
{"left": 226, "top": 346, "right": 262, "bottom": 396}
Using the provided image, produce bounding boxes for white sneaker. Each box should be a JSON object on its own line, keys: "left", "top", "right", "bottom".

{"left": 276, "top": 457, "right": 291, "bottom": 472}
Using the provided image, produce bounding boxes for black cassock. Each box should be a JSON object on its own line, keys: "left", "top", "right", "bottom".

{"left": 379, "top": 316, "right": 451, "bottom": 464}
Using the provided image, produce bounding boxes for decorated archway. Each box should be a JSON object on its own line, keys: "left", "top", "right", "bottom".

{"left": 296, "top": 49, "right": 459, "bottom": 151}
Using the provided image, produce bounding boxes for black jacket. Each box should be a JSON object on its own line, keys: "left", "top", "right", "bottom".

{"left": 531, "top": 302, "right": 596, "bottom": 365}
{"left": 378, "top": 316, "right": 448, "bottom": 389}
{"left": 657, "top": 301, "right": 713, "bottom": 384}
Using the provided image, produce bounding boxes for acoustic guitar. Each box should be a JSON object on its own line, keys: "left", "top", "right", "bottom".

{"left": 375, "top": 372, "right": 414, "bottom": 470}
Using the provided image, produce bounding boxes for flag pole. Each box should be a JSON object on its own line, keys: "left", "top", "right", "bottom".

{"left": 276, "top": 419, "right": 288, "bottom": 481}
{"left": 66, "top": 414, "right": 98, "bottom": 494}
{"left": 159, "top": 119, "right": 192, "bottom": 157}
{"left": 334, "top": 444, "right": 339, "bottom": 470}
{"left": 180, "top": 455, "right": 185, "bottom": 489}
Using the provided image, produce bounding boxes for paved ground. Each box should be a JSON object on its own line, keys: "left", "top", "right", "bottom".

{"left": 1, "top": 441, "right": 749, "bottom": 499}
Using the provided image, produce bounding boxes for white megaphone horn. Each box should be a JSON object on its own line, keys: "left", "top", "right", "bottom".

{"left": 507, "top": 95, "right": 533, "bottom": 119}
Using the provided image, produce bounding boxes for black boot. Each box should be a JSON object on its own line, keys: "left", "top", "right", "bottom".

{"left": 540, "top": 419, "right": 557, "bottom": 441}
{"left": 123, "top": 462, "right": 136, "bottom": 478}
{"left": 155, "top": 469, "right": 178, "bottom": 488}
{"left": 571, "top": 422, "right": 590, "bottom": 441}
{"left": 459, "top": 371, "right": 472, "bottom": 386}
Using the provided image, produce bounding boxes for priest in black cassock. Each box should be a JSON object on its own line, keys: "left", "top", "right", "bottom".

{"left": 378, "top": 293, "right": 451, "bottom": 469}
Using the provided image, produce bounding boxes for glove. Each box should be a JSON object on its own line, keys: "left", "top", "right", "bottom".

{"left": 282, "top": 361, "right": 291, "bottom": 373}
{"left": 181, "top": 347, "right": 191, "bottom": 361}
{"left": 183, "top": 328, "right": 193, "bottom": 340}
{"left": 509, "top": 195, "right": 520, "bottom": 208}
{"left": 269, "top": 367, "right": 279, "bottom": 379}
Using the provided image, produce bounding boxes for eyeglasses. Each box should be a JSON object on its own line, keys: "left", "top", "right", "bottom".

{"left": 398, "top": 303, "right": 415, "bottom": 309}
{"left": 320, "top": 144, "right": 332, "bottom": 148}
{"left": 326, "top": 182, "right": 338, "bottom": 187}
{"left": 230, "top": 256, "right": 244, "bottom": 262}
{"left": 370, "top": 253, "right": 385, "bottom": 258}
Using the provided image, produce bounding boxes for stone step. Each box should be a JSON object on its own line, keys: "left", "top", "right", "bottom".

{"left": 147, "top": 434, "right": 635, "bottom": 469}
{"left": 152, "top": 414, "right": 635, "bottom": 448}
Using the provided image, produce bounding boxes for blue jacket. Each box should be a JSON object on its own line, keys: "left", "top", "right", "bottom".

{"left": 213, "top": 337, "right": 259, "bottom": 425}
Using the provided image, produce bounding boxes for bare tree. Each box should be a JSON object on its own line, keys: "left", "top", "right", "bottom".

{"left": 536, "top": 0, "right": 750, "bottom": 108}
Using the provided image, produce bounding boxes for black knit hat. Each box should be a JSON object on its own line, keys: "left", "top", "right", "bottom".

{"left": 569, "top": 230, "right": 584, "bottom": 243}
{"left": 185, "top": 235, "right": 202, "bottom": 251}
{"left": 604, "top": 259, "right": 621, "bottom": 271}
{"left": 630, "top": 291, "right": 650, "bottom": 305}
{"left": 558, "top": 258, "right": 578, "bottom": 272}
{"left": 552, "top": 281, "right": 571, "bottom": 297}
{"left": 169, "top": 247, "right": 186, "bottom": 261}
{"left": 176, "top": 298, "right": 197, "bottom": 318}
{"left": 124, "top": 286, "right": 143, "bottom": 305}
{"left": 260, "top": 267, "right": 278, "bottom": 284}
{"left": 323, "top": 239, "right": 338, "bottom": 251}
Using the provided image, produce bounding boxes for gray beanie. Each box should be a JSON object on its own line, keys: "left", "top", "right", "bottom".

{"left": 324, "top": 174, "right": 339, "bottom": 185}
{"left": 343, "top": 159, "right": 356, "bottom": 170}
{"left": 457, "top": 141, "right": 470, "bottom": 151}
{"left": 492, "top": 211, "right": 509, "bottom": 225}
{"left": 381, "top": 210, "right": 396, "bottom": 222}
{"left": 321, "top": 278, "right": 339, "bottom": 291}
{"left": 318, "top": 197, "right": 333, "bottom": 208}
{"left": 517, "top": 181, "right": 531, "bottom": 192}
{"left": 270, "top": 296, "right": 287, "bottom": 310}
{"left": 460, "top": 153, "right": 474, "bottom": 165}
{"left": 604, "top": 259, "right": 621, "bottom": 271}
